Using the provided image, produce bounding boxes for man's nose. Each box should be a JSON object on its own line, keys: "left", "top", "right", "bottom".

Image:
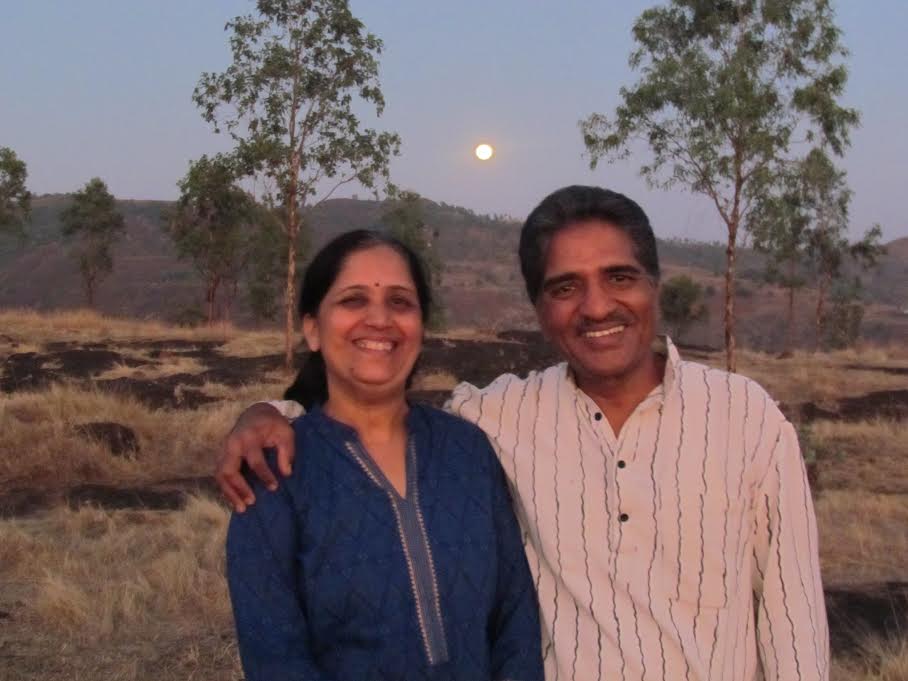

{"left": 579, "top": 282, "right": 618, "bottom": 319}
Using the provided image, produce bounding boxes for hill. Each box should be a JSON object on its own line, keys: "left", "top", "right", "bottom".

{"left": 0, "top": 194, "right": 905, "bottom": 351}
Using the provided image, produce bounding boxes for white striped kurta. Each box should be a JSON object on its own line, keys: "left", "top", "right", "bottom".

{"left": 447, "top": 337, "right": 828, "bottom": 681}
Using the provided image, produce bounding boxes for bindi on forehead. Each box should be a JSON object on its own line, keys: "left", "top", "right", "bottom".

{"left": 374, "top": 282, "right": 380, "bottom": 287}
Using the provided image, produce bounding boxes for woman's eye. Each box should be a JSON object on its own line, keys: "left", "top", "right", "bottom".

{"left": 389, "top": 296, "right": 416, "bottom": 310}
{"left": 339, "top": 295, "right": 367, "bottom": 307}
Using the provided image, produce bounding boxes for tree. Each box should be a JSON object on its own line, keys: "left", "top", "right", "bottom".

{"left": 748, "top": 162, "right": 812, "bottom": 354}
{"left": 194, "top": 0, "right": 400, "bottom": 369}
{"left": 581, "top": 0, "right": 859, "bottom": 372}
{"left": 59, "top": 178, "right": 125, "bottom": 307}
{"left": 794, "top": 148, "right": 883, "bottom": 349}
{"left": 168, "top": 154, "right": 272, "bottom": 324}
{"left": 0, "top": 147, "right": 31, "bottom": 239}
{"left": 381, "top": 190, "right": 445, "bottom": 328}
{"left": 822, "top": 277, "right": 864, "bottom": 350}
{"left": 659, "top": 274, "right": 708, "bottom": 344}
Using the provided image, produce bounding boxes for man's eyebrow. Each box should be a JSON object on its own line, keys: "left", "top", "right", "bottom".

{"left": 602, "top": 264, "right": 645, "bottom": 276}
{"left": 541, "top": 272, "right": 579, "bottom": 290}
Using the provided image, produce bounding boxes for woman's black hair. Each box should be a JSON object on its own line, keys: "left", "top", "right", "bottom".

{"left": 283, "top": 229, "right": 432, "bottom": 409}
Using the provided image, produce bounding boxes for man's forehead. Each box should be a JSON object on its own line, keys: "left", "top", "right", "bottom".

{"left": 542, "top": 220, "right": 644, "bottom": 274}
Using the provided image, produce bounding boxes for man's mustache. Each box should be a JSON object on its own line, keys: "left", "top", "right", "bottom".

{"left": 577, "top": 313, "right": 634, "bottom": 332}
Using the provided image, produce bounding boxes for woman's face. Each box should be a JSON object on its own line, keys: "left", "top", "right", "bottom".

{"left": 302, "top": 245, "right": 424, "bottom": 403}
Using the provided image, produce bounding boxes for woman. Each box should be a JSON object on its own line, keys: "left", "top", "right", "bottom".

{"left": 227, "top": 230, "right": 543, "bottom": 681}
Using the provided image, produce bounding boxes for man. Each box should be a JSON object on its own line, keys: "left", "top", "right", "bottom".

{"left": 217, "top": 185, "right": 828, "bottom": 680}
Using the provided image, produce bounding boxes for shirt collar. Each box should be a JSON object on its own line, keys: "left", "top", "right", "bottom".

{"left": 563, "top": 334, "right": 682, "bottom": 413}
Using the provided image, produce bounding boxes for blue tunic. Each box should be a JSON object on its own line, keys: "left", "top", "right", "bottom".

{"left": 227, "top": 403, "right": 543, "bottom": 681}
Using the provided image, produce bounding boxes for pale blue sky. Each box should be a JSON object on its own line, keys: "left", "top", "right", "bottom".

{"left": 2, "top": 1, "right": 905, "bottom": 242}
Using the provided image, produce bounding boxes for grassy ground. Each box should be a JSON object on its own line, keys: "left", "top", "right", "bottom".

{"left": 1, "top": 309, "right": 906, "bottom": 680}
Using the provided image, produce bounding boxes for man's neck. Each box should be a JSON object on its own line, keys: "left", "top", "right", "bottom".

{"left": 575, "top": 351, "right": 666, "bottom": 435}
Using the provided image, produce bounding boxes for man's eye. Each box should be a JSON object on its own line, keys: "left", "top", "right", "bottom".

{"left": 549, "top": 283, "right": 577, "bottom": 298}
{"left": 608, "top": 273, "right": 637, "bottom": 288}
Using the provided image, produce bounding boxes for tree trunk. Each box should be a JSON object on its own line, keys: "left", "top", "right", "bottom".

{"left": 815, "top": 273, "right": 830, "bottom": 352}
{"left": 284, "top": 196, "right": 299, "bottom": 372}
{"left": 85, "top": 270, "right": 96, "bottom": 308}
{"left": 724, "top": 223, "right": 738, "bottom": 373}
{"left": 784, "top": 258, "right": 796, "bottom": 355}
{"left": 205, "top": 276, "right": 219, "bottom": 325}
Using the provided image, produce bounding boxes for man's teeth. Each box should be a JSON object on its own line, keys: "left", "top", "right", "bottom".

{"left": 584, "top": 325, "right": 626, "bottom": 338}
{"left": 356, "top": 339, "right": 394, "bottom": 351}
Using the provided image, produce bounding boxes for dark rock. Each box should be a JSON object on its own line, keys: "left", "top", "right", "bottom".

{"left": 74, "top": 422, "right": 140, "bottom": 457}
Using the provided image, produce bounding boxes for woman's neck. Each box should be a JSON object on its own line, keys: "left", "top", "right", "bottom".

{"left": 322, "top": 392, "right": 410, "bottom": 445}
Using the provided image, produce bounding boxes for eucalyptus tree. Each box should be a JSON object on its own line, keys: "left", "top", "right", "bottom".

{"left": 382, "top": 190, "right": 445, "bottom": 327}
{"left": 581, "top": 0, "right": 859, "bottom": 371}
{"left": 59, "top": 178, "right": 125, "bottom": 307}
{"left": 194, "top": 0, "right": 400, "bottom": 368}
{"left": 0, "top": 147, "right": 31, "bottom": 239}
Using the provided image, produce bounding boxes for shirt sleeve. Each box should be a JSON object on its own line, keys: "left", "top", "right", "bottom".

{"left": 751, "top": 420, "right": 830, "bottom": 681}
{"left": 480, "top": 429, "right": 545, "bottom": 681}
{"left": 262, "top": 399, "right": 305, "bottom": 420}
{"left": 226, "top": 455, "right": 332, "bottom": 681}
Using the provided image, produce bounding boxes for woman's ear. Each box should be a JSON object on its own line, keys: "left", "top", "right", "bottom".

{"left": 301, "top": 315, "right": 320, "bottom": 352}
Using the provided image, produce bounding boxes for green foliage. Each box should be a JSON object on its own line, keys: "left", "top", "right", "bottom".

{"left": 59, "top": 178, "right": 125, "bottom": 306}
{"left": 243, "top": 215, "right": 309, "bottom": 323}
{"left": 194, "top": 0, "right": 401, "bottom": 365}
{"left": 659, "top": 274, "right": 708, "bottom": 342}
{"left": 166, "top": 154, "right": 276, "bottom": 323}
{"left": 822, "top": 278, "right": 865, "bottom": 350}
{"left": 381, "top": 190, "right": 445, "bottom": 329}
{"left": 581, "top": 0, "right": 859, "bottom": 369}
{"left": 0, "top": 147, "right": 31, "bottom": 239}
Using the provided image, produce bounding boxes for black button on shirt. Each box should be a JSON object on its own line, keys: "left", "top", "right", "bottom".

{"left": 617, "top": 460, "right": 626, "bottom": 469}
{"left": 594, "top": 412, "right": 603, "bottom": 421}
{"left": 619, "top": 513, "right": 629, "bottom": 522}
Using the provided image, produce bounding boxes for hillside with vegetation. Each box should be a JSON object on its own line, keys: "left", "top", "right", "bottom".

{"left": 1, "top": 194, "right": 905, "bottom": 351}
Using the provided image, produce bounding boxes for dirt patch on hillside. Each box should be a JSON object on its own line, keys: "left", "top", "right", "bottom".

{"left": 0, "top": 477, "right": 220, "bottom": 518}
{"left": 797, "top": 389, "right": 908, "bottom": 422}
{"left": 826, "top": 582, "right": 908, "bottom": 656}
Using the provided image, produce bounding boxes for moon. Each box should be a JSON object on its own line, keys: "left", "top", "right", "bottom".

{"left": 475, "top": 143, "right": 494, "bottom": 161}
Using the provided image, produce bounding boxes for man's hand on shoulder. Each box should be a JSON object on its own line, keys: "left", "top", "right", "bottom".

{"left": 216, "top": 402, "right": 296, "bottom": 513}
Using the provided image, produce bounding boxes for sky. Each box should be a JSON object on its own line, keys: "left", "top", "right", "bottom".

{"left": 2, "top": 0, "right": 906, "bottom": 243}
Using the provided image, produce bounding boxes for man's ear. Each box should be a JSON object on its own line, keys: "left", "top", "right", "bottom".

{"left": 301, "top": 315, "right": 320, "bottom": 352}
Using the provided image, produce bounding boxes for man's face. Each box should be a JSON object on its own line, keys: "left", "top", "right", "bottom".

{"left": 535, "top": 219, "right": 658, "bottom": 391}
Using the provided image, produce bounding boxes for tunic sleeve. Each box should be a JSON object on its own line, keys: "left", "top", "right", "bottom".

{"left": 480, "top": 429, "right": 545, "bottom": 681}
{"left": 226, "top": 454, "right": 333, "bottom": 681}
{"left": 751, "top": 420, "right": 829, "bottom": 681}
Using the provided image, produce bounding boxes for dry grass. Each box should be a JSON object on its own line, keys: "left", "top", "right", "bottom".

{"left": 832, "top": 637, "right": 908, "bottom": 681}
{"left": 811, "top": 419, "right": 908, "bottom": 494}
{"left": 95, "top": 354, "right": 209, "bottom": 380}
{"left": 0, "top": 499, "right": 241, "bottom": 681}
{"left": 412, "top": 369, "right": 460, "bottom": 391}
{"left": 724, "top": 350, "right": 908, "bottom": 405}
{"left": 0, "top": 383, "right": 261, "bottom": 488}
{"left": 818, "top": 490, "right": 908, "bottom": 585}
{"left": 2, "top": 311, "right": 907, "bottom": 677}
{"left": 0, "top": 308, "right": 238, "bottom": 345}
